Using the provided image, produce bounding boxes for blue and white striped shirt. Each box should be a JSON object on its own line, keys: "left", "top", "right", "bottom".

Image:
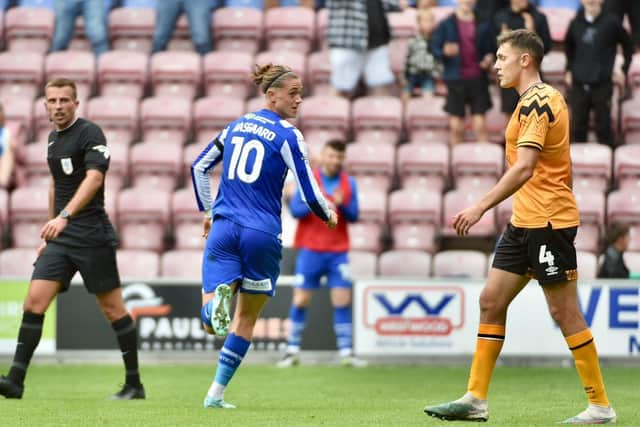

{"left": 191, "top": 109, "right": 331, "bottom": 237}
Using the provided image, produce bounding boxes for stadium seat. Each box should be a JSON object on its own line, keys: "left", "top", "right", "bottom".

{"left": 203, "top": 51, "right": 254, "bottom": 99}
{"left": 307, "top": 50, "right": 331, "bottom": 95}
{"left": 496, "top": 197, "right": 513, "bottom": 233}
{"left": 352, "top": 96, "right": 403, "bottom": 145}
{"left": 160, "top": 249, "right": 202, "bottom": 279}
{"left": 88, "top": 96, "right": 139, "bottom": 145}
{"left": 104, "top": 187, "right": 118, "bottom": 226}
{"left": 623, "top": 251, "right": 640, "bottom": 273}
{"left": 0, "top": 248, "right": 37, "bottom": 278}
{"left": 355, "top": 189, "right": 387, "bottom": 226}
{"left": 45, "top": 51, "right": 95, "bottom": 102}
{"left": 614, "top": 144, "right": 640, "bottom": 190}
{"left": 97, "top": 50, "right": 148, "bottom": 99}
{"left": 442, "top": 189, "right": 497, "bottom": 237}
{"left": 570, "top": 143, "right": 612, "bottom": 193}
{"left": 0, "top": 96, "right": 34, "bottom": 142}
{"left": 539, "top": 50, "right": 566, "bottom": 89}
{"left": 396, "top": 142, "right": 449, "bottom": 193}
{"left": 344, "top": 142, "right": 395, "bottom": 193}
{"left": 10, "top": 186, "right": 49, "bottom": 248}
{"left": 378, "top": 249, "right": 431, "bottom": 277}
{"left": 130, "top": 141, "right": 182, "bottom": 191}
{"left": 628, "top": 53, "right": 640, "bottom": 88}
{"left": 432, "top": 250, "right": 487, "bottom": 278}
{"left": 105, "top": 142, "right": 129, "bottom": 192}
{"left": 182, "top": 141, "right": 223, "bottom": 191}
{"left": 171, "top": 187, "right": 206, "bottom": 250}
{"left": 349, "top": 250, "right": 377, "bottom": 278}
{"left": 255, "top": 50, "right": 307, "bottom": 84}
{"left": 117, "top": 187, "right": 170, "bottom": 252}
{"left": 404, "top": 95, "right": 449, "bottom": 142}
{"left": 484, "top": 106, "right": 508, "bottom": 143}
{"left": 348, "top": 222, "right": 384, "bottom": 253}
{"left": 540, "top": 7, "right": 574, "bottom": 43}
{"left": 315, "top": 7, "right": 328, "bottom": 50}
{"left": 451, "top": 142, "right": 504, "bottom": 191}
{"left": 5, "top": 7, "right": 55, "bottom": 53}
{"left": 607, "top": 189, "right": 640, "bottom": 226}
{"left": 193, "top": 95, "right": 245, "bottom": 143}
{"left": 264, "top": 7, "right": 315, "bottom": 54}
{"left": 387, "top": 8, "right": 417, "bottom": 41}
{"left": 22, "top": 142, "right": 49, "bottom": 188}
{"left": 166, "top": 13, "right": 193, "bottom": 52}
{"left": 108, "top": 7, "right": 155, "bottom": 53}
{"left": 213, "top": 7, "right": 263, "bottom": 54}
{"left": 576, "top": 250, "right": 598, "bottom": 280}
{"left": 67, "top": 16, "right": 91, "bottom": 52}
{"left": 573, "top": 191, "right": 605, "bottom": 254}
{"left": 140, "top": 96, "right": 192, "bottom": 143}
{"left": 150, "top": 51, "right": 202, "bottom": 100}
{"left": 388, "top": 37, "right": 409, "bottom": 80}
{"left": 116, "top": 249, "right": 160, "bottom": 279}
{"left": 388, "top": 189, "right": 442, "bottom": 254}
{"left": 0, "top": 51, "right": 44, "bottom": 101}
{"left": 299, "top": 95, "right": 350, "bottom": 144}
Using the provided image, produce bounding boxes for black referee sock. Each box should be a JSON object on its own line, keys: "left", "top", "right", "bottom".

{"left": 8, "top": 311, "right": 45, "bottom": 386}
{"left": 111, "top": 315, "right": 142, "bottom": 387}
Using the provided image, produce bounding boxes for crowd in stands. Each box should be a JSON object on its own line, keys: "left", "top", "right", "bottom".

{"left": 0, "top": 0, "right": 640, "bottom": 281}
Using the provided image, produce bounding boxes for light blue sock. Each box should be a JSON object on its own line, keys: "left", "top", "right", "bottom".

{"left": 287, "top": 305, "right": 307, "bottom": 353}
{"left": 333, "top": 305, "right": 353, "bottom": 357}
{"left": 209, "top": 333, "right": 250, "bottom": 398}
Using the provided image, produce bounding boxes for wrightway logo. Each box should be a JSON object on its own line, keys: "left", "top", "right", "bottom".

{"left": 363, "top": 286, "right": 465, "bottom": 336}
{"left": 122, "top": 283, "right": 172, "bottom": 320}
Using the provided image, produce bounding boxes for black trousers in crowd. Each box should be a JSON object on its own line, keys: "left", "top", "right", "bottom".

{"left": 570, "top": 80, "right": 614, "bottom": 146}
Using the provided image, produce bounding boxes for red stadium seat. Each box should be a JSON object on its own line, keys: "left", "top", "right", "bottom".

{"left": 388, "top": 37, "right": 409, "bottom": 79}
{"left": 391, "top": 223, "right": 438, "bottom": 253}
{"left": 108, "top": 7, "right": 155, "bottom": 53}
{"left": 105, "top": 142, "right": 129, "bottom": 192}
{"left": 117, "top": 187, "right": 170, "bottom": 252}
{"left": 5, "top": 7, "right": 55, "bottom": 53}
{"left": 167, "top": 14, "right": 193, "bottom": 52}
{"left": 299, "top": 95, "right": 350, "bottom": 144}
{"left": 349, "top": 250, "right": 378, "bottom": 278}
{"left": 88, "top": 96, "right": 139, "bottom": 145}
{"left": 443, "top": 189, "right": 497, "bottom": 237}
{"left": 614, "top": 144, "right": 640, "bottom": 190}
{"left": 97, "top": 50, "right": 148, "bottom": 99}
{"left": 22, "top": 142, "right": 49, "bottom": 188}
{"left": 0, "top": 51, "right": 44, "bottom": 101}
{"left": 265, "top": 7, "right": 315, "bottom": 54}
{"left": 0, "top": 248, "right": 37, "bottom": 278}
{"left": 356, "top": 189, "right": 387, "bottom": 225}
{"left": 607, "top": 189, "right": 640, "bottom": 225}
{"left": 540, "top": 50, "right": 566, "bottom": 89}
{"left": 576, "top": 250, "right": 598, "bottom": 280}
{"left": 0, "top": 96, "right": 34, "bottom": 142}
{"left": 570, "top": 143, "right": 612, "bottom": 193}
{"left": 45, "top": 51, "right": 95, "bottom": 102}
{"left": 104, "top": 187, "right": 118, "bottom": 226}
{"left": 540, "top": 7, "right": 574, "bottom": 43}
{"left": 484, "top": 106, "right": 508, "bottom": 143}
{"left": 623, "top": 251, "right": 640, "bottom": 272}
{"left": 345, "top": 142, "right": 395, "bottom": 193}
{"left": 172, "top": 187, "right": 206, "bottom": 249}
{"left": 405, "top": 95, "right": 449, "bottom": 142}
{"left": 379, "top": 249, "right": 431, "bottom": 277}
{"left": 388, "top": 189, "right": 441, "bottom": 253}
{"left": 193, "top": 96, "right": 245, "bottom": 143}
{"left": 213, "top": 7, "right": 264, "bottom": 54}
{"left": 451, "top": 142, "right": 504, "bottom": 191}
{"left": 161, "top": 249, "right": 202, "bottom": 279}
{"left": 397, "top": 142, "right": 449, "bottom": 192}
{"left": 315, "top": 7, "right": 328, "bottom": 49}
{"left": 387, "top": 8, "right": 417, "bottom": 41}
{"left": 130, "top": 141, "right": 182, "bottom": 191}
{"left": 352, "top": 96, "right": 403, "bottom": 145}
{"left": 348, "top": 222, "right": 384, "bottom": 253}
{"left": 140, "top": 96, "right": 192, "bottom": 143}
{"left": 621, "top": 96, "right": 640, "bottom": 144}
{"left": 433, "top": 250, "right": 487, "bottom": 278}
{"left": 68, "top": 16, "right": 91, "bottom": 52}
{"left": 116, "top": 249, "right": 160, "bottom": 279}
{"left": 307, "top": 50, "right": 331, "bottom": 95}
{"left": 255, "top": 50, "right": 307, "bottom": 83}
{"left": 150, "top": 51, "right": 201, "bottom": 100}
{"left": 574, "top": 191, "right": 605, "bottom": 254}
{"left": 203, "top": 51, "right": 254, "bottom": 99}
{"left": 10, "top": 186, "right": 49, "bottom": 248}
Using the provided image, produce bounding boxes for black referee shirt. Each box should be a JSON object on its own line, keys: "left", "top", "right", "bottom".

{"left": 47, "top": 117, "right": 118, "bottom": 247}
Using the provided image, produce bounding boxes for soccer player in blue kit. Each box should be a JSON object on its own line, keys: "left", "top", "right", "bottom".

{"left": 191, "top": 63, "right": 338, "bottom": 409}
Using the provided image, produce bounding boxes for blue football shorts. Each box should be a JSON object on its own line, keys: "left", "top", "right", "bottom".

{"left": 293, "top": 248, "right": 352, "bottom": 289}
{"left": 202, "top": 216, "right": 282, "bottom": 297}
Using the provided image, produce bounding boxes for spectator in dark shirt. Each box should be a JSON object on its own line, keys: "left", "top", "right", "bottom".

{"left": 598, "top": 222, "right": 630, "bottom": 279}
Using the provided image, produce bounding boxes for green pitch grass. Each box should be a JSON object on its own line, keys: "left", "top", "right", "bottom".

{"left": 1, "top": 364, "right": 638, "bottom": 426}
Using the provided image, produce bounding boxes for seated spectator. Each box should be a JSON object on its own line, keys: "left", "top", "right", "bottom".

{"left": 151, "top": 0, "right": 214, "bottom": 55}
{"left": 0, "top": 103, "right": 14, "bottom": 189}
{"left": 402, "top": 8, "right": 442, "bottom": 103}
{"left": 432, "top": 0, "right": 496, "bottom": 145}
{"left": 51, "top": 0, "right": 109, "bottom": 56}
{"left": 597, "top": 222, "right": 630, "bottom": 278}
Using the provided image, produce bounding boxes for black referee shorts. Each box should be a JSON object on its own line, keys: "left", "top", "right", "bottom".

{"left": 32, "top": 242, "right": 121, "bottom": 294}
{"left": 492, "top": 223, "right": 578, "bottom": 285}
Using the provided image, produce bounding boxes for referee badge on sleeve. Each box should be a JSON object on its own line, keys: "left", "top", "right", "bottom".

{"left": 61, "top": 158, "right": 74, "bottom": 175}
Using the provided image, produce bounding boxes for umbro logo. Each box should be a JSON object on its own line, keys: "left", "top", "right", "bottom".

{"left": 48, "top": 141, "right": 55, "bottom": 146}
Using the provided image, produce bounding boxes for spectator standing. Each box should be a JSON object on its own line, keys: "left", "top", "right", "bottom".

{"left": 51, "top": 0, "right": 110, "bottom": 56}
{"left": 597, "top": 222, "right": 631, "bottom": 278}
{"left": 151, "top": 0, "right": 214, "bottom": 55}
{"left": 604, "top": 0, "right": 640, "bottom": 48}
{"left": 564, "top": 0, "right": 633, "bottom": 146}
{"left": 432, "top": 0, "right": 496, "bottom": 145}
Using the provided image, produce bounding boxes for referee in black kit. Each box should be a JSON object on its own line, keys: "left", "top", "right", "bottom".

{"left": 0, "top": 78, "right": 145, "bottom": 400}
